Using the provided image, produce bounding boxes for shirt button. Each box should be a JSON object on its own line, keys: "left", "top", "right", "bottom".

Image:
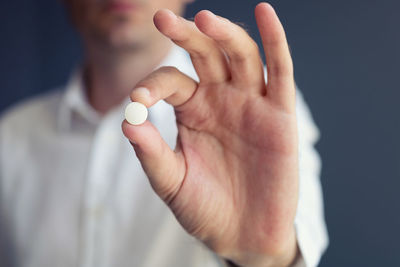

{"left": 92, "top": 205, "right": 104, "bottom": 219}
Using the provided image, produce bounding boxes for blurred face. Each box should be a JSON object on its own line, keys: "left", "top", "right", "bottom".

{"left": 64, "top": 0, "right": 191, "bottom": 50}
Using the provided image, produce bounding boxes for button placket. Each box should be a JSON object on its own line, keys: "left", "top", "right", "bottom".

{"left": 79, "top": 112, "right": 123, "bottom": 267}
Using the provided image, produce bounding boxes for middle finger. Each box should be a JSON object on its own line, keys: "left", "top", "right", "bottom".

{"left": 154, "top": 9, "right": 230, "bottom": 84}
{"left": 194, "top": 10, "right": 266, "bottom": 94}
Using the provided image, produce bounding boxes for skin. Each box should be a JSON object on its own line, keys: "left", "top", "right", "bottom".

{"left": 63, "top": 0, "right": 192, "bottom": 113}
{"left": 64, "top": 0, "right": 299, "bottom": 266}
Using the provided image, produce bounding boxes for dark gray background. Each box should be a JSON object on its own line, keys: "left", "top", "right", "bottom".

{"left": 1, "top": 0, "right": 399, "bottom": 266}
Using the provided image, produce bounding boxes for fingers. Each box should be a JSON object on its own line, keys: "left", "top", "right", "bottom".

{"left": 152, "top": 5, "right": 295, "bottom": 107}
{"left": 130, "top": 66, "right": 198, "bottom": 110}
{"left": 194, "top": 10, "right": 266, "bottom": 92}
{"left": 121, "top": 120, "right": 186, "bottom": 204}
{"left": 154, "top": 9, "right": 230, "bottom": 84}
{"left": 154, "top": 9, "right": 266, "bottom": 93}
{"left": 255, "top": 3, "right": 295, "bottom": 109}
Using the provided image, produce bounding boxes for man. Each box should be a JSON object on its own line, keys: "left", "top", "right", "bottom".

{"left": 0, "top": 0, "right": 328, "bottom": 266}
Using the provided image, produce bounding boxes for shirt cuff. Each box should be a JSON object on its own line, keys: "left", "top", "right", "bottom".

{"left": 291, "top": 251, "right": 307, "bottom": 267}
{"left": 294, "top": 218, "right": 328, "bottom": 267}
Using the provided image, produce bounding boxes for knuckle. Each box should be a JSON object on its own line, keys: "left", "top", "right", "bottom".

{"left": 223, "top": 28, "right": 260, "bottom": 62}
{"left": 249, "top": 38, "right": 260, "bottom": 52}
{"left": 189, "top": 45, "right": 215, "bottom": 61}
{"left": 267, "top": 62, "right": 293, "bottom": 78}
{"left": 137, "top": 66, "right": 178, "bottom": 87}
{"left": 157, "top": 66, "right": 180, "bottom": 75}
{"left": 235, "top": 40, "right": 260, "bottom": 61}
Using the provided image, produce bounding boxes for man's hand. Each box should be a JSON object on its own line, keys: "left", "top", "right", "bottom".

{"left": 122, "top": 3, "right": 299, "bottom": 267}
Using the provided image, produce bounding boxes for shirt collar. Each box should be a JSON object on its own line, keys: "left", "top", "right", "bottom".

{"left": 57, "top": 68, "right": 101, "bottom": 132}
{"left": 57, "top": 44, "right": 196, "bottom": 132}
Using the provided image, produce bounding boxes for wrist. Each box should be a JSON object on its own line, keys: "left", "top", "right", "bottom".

{"left": 222, "top": 228, "right": 299, "bottom": 267}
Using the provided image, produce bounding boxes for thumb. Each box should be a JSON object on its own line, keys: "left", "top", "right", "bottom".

{"left": 122, "top": 120, "right": 186, "bottom": 204}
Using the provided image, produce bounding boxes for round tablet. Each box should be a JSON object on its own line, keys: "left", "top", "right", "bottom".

{"left": 125, "top": 102, "right": 148, "bottom": 125}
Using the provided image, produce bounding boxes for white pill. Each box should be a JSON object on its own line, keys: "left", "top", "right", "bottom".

{"left": 125, "top": 102, "right": 148, "bottom": 125}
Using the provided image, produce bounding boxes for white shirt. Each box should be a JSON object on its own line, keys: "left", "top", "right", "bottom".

{"left": 0, "top": 45, "right": 328, "bottom": 267}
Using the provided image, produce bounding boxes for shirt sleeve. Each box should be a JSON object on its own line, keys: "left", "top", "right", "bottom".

{"left": 294, "top": 90, "right": 329, "bottom": 267}
{"left": 0, "top": 116, "right": 14, "bottom": 267}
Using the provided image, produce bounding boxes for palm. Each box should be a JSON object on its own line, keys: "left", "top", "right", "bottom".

{"left": 172, "top": 81, "right": 298, "bottom": 254}
{"left": 122, "top": 3, "right": 299, "bottom": 266}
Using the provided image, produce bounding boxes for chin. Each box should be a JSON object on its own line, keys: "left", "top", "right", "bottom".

{"left": 92, "top": 16, "right": 153, "bottom": 50}
{"left": 108, "top": 31, "right": 145, "bottom": 49}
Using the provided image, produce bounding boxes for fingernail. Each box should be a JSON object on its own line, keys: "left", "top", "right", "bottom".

{"left": 216, "top": 15, "right": 230, "bottom": 23}
{"left": 163, "top": 8, "right": 177, "bottom": 18}
{"left": 209, "top": 12, "right": 229, "bottom": 24}
{"left": 132, "top": 87, "right": 151, "bottom": 99}
{"left": 206, "top": 10, "right": 217, "bottom": 18}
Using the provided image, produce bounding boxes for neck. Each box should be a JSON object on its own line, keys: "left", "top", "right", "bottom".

{"left": 83, "top": 38, "right": 172, "bottom": 114}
